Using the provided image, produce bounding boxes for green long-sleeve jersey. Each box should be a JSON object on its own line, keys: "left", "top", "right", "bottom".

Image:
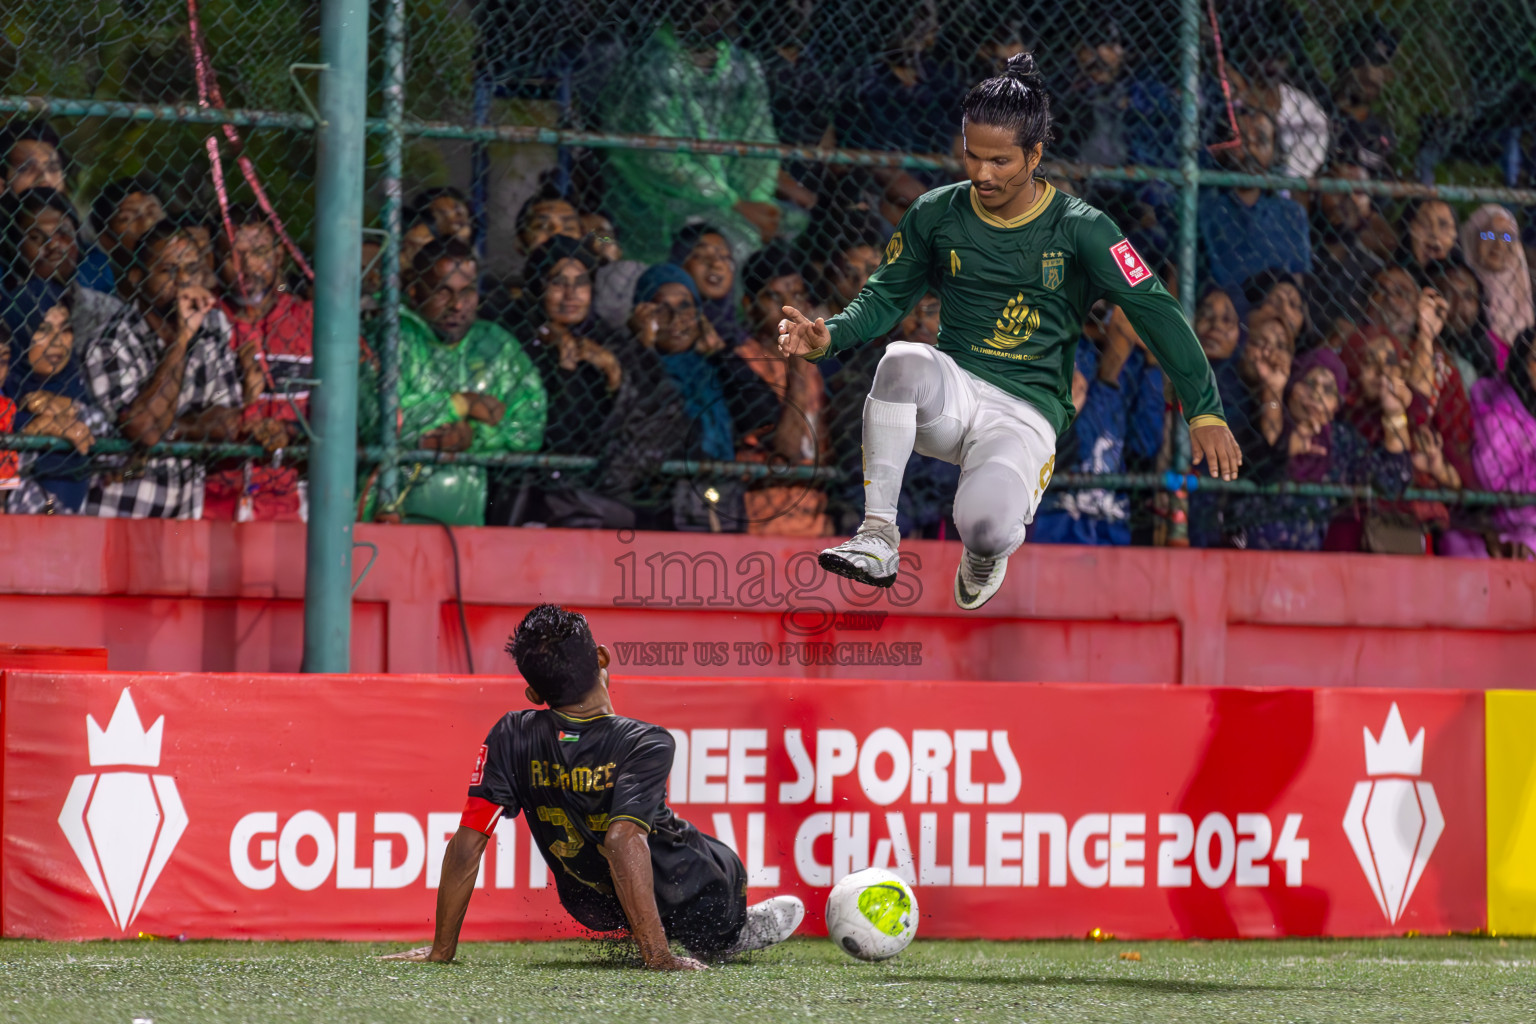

{"left": 601, "top": 23, "right": 780, "bottom": 265}
{"left": 816, "top": 180, "right": 1226, "bottom": 438}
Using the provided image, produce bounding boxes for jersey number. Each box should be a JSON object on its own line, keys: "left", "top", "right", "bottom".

{"left": 537, "top": 806, "right": 585, "bottom": 859}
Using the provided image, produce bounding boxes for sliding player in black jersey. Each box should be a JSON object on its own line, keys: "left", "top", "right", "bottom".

{"left": 385, "top": 605, "right": 804, "bottom": 970}
{"left": 780, "top": 53, "right": 1242, "bottom": 610}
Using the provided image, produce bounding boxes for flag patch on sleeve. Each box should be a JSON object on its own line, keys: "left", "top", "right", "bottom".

{"left": 1110, "top": 239, "right": 1152, "bottom": 286}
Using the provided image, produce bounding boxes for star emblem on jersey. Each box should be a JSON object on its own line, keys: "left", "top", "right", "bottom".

{"left": 1342, "top": 703, "right": 1444, "bottom": 924}
{"left": 884, "top": 232, "right": 904, "bottom": 265}
{"left": 57, "top": 689, "right": 188, "bottom": 932}
{"left": 1041, "top": 252, "right": 1064, "bottom": 290}
{"left": 990, "top": 292, "right": 1040, "bottom": 350}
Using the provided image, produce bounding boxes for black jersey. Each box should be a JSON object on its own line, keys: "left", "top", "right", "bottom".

{"left": 461, "top": 707, "right": 747, "bottom": 952}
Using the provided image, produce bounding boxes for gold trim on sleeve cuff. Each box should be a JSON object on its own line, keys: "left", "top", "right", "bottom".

{"left": 1188, "top": 415, "right": 1228, "bottom": 428}
{"left": 609, "top": 814, "right": 653, "bottom": 833}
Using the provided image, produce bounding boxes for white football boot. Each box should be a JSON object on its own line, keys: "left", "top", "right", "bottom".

{"left": 724, "top": 895, "right": 806, "bottom": 954}
{"left": 953, "top": 547, "right": 1008, "bottom": 611}
{"left": 818, "top": 520, "right": 900, "bottom": 588}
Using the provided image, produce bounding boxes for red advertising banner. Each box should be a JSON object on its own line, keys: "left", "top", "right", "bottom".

{"left": 1, "top": 671, "right": 1486, "bottom": 941}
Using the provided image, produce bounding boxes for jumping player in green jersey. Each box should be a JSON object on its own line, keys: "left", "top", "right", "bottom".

{"left": 778, "top": 52, "right": 1242, "bottom": 610}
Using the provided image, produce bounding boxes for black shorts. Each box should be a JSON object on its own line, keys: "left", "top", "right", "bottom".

{"left": 561, "top": 830, "right": 747, "bottom": 955}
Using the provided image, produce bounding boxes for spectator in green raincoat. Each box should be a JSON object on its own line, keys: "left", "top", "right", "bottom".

{"left": 360, "top": 238, "right": 545, "bottom": 525}
{"left": 600, "top": 1, "right": 781, "bottom": 265}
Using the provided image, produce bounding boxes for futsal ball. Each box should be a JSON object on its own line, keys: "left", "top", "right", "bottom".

{"left": 825, "top": 868, "right": 918, "bottom": 961}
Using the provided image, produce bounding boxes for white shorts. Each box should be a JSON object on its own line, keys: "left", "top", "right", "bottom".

{"left": 888, "top": 341, "right": 1060, "bottom": 523}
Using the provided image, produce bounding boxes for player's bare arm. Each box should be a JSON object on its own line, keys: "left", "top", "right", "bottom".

{"left": 381, "top": 826, "right": 488, "bottom": 962}
{"left": 601, "top": 820, "right": 708, "bottom": 971}
{"left": 776, "top": 305, "right": 829, "bottom": 359}
{"left": 1190, "top": 421, "right": 1243, "bottom": 481}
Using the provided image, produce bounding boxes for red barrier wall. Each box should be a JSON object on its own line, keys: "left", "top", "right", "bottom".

{"left": 3, "top": 671, "right": 1485, "bottom": 941}
{"left": 0, "top": 518, "right": 1533, "bottom": 687}
{"left": 0, "top": 646, "right": 109, "bottom": 671}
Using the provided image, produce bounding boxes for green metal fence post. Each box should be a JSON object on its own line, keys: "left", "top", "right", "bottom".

{"left": 1169, "top": 0, "right": 1203, "bottom": 547}
{"left": 302, "top": 0, "right": 368, "bottom": 673}
{"left": 1177, "top": 0, "right": 1201, "bottom": 322}
{"left": 377, "top": 0, "right": 406, "bottom": 511}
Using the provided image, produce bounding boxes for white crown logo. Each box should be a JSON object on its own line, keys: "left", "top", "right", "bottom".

{"left": 1343, "top": 703, "right": 1443, "bottom": 924}
{"left": 86, "top": 690, "right": 163, "bottom": 767}
{"left": 1362, "top": 703, "right": 1424, "bottom": 777}
{"left": 58, "top": 688, "right": 187, "bottom": 932}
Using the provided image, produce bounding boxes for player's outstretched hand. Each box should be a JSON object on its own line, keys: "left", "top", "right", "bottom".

{"left": 380, "top": 945, "right": 451, "bottom": 963}
{"left": 777, "top": 305, "right": 830, "bottom": 359}
{"left": 647, "top": 954, "right": 710, "bottom": 972}
{"left": 1190, "top": 422, "right": 1243, "bottom": 481}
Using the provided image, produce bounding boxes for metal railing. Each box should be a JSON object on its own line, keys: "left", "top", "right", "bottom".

{"left": 4, "top": 0, "right": 1536, "bottom": 666}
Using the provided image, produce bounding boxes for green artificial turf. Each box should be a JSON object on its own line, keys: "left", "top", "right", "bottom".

{"left": 1, "top": 936, "right": 1533, "bottom": 1023}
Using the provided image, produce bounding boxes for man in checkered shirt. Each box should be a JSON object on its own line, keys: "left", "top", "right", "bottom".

{"left": 82, "top": 221, "right": 286, "bottom": 518}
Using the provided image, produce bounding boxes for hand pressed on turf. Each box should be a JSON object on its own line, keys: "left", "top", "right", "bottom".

{"left": 1190, "top": 422, "right": 1243, "bottom": 481}
{"left": 600, "top": 820, "right": 709, "bottom": 972}
{"left": 648, "top": 953, "right": 709, "bottom": 972}
{"left": 389, "top": 827, "right": 488, "bottom": 965}
{"left": 380, "top": 945, "right": 452, "bottom": 963}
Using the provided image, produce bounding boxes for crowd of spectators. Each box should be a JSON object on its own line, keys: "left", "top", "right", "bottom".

{"left": 2, "top": 0, "right": 1534, "bottom": 558}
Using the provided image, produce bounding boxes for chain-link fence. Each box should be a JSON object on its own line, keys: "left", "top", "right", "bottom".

{"left": 2, "top": 0, "right": 1535, "bottom": 556}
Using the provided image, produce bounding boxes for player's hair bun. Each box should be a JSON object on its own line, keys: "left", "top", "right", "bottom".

{"left": 964, "top": 49, "right": 1052, "bottom": 150}
{"left": 1003, "top": 51, "right": 1043, "bottom": 85}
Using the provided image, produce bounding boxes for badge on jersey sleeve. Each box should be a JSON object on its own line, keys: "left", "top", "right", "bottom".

{"left": 1110, "top": 239, "right": 1152, "bottom": 286}
{"left": 469, "top": 744, "right": 488, "bottom": 785}
{"left": 884, "top": 232, "right": 904, "bottom": 265}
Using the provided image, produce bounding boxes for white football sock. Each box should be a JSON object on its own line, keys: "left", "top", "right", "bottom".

{"left": 861, "top": 397, "right": 916, "bottom": 534}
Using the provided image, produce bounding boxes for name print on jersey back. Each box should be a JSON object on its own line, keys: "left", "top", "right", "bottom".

{"left": 529, "top": 759, "right": 618, "bottom": 793}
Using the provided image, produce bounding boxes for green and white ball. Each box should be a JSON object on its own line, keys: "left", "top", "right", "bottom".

{"left": 825, "top": 868, "right": 918, "bottom": 961}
